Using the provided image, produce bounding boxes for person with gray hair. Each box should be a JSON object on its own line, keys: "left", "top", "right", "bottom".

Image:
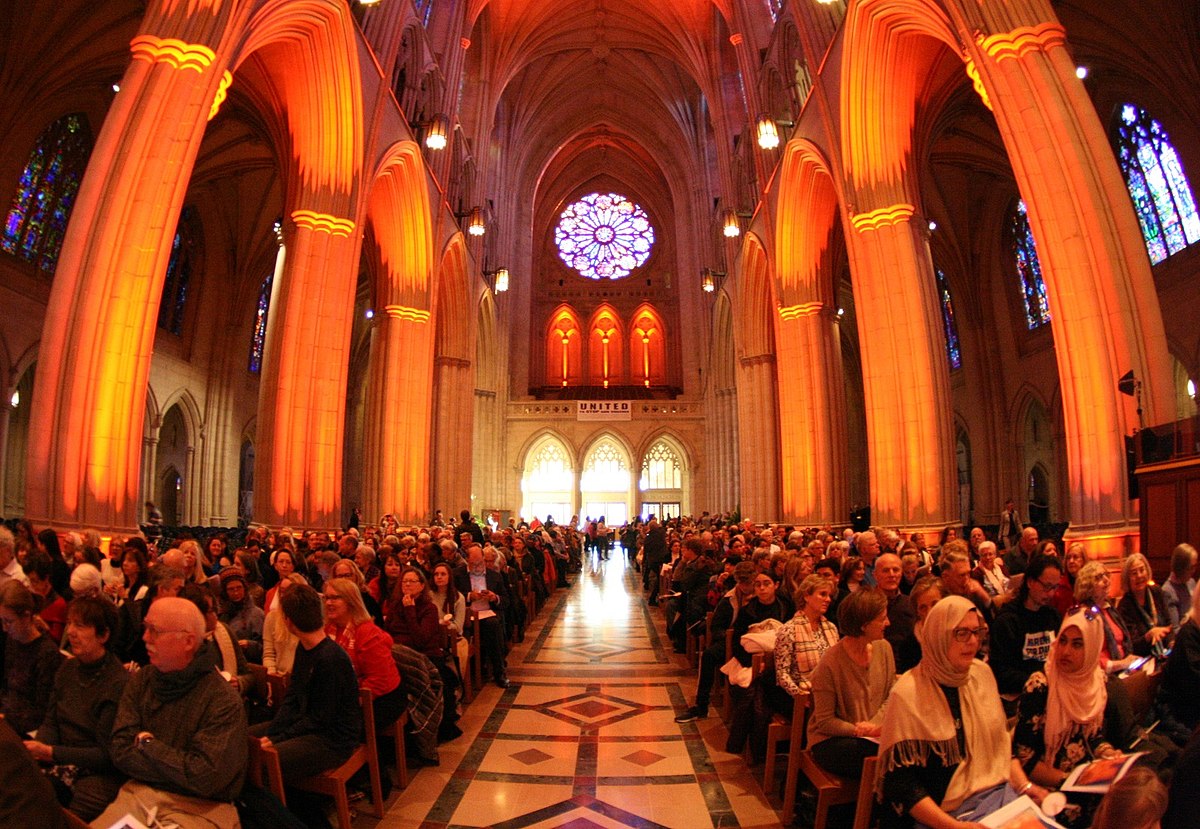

{"left": 0, "top": 526, "right": 27, "bottom": 587}
{"left": 92, "top": 596, "right": 247, "bottom": 827}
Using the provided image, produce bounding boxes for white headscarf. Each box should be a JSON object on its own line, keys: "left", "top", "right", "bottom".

{"left": 878, "top": 596, "right": 1010, "bottom": 811}
{"left": 1043, "top": 607, "right": 1106, "bottom": 762}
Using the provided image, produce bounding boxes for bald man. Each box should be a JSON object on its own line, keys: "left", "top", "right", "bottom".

{"left": 94, "top": 597, "right": 247, "bottom": 828}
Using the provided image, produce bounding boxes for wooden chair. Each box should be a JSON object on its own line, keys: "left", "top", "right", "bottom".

{"left": 792, "top": 751, "right": 877, "bottom": 829}
{"left": 779, "top": 690, "right": 814, "bottom": 811}
{"left": 719, "top": 628, "right": 735, "bottom": 723}
{"left": 379, "top": 709, "right": 410, "bottom": 789}
{"left": 451, "top": 629, "right": 474, "bottom": 704}
{"left": 291, "top": 687, "right": 385, "bottom": 829}
{"left": 750, "top": 654, "right": 810, "bottom": 796}
{"left": 1122, "top": 665, "right": 1163, "bottom": 725}
{"left": 466, "top": 608, "right": 484, "bottom": 692}
{"left": 247, "top": 734, "right": 288, "bottom": 805}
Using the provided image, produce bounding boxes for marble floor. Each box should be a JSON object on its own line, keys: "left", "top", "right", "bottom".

{"left": 373, "top": 555, "right": 785, "bottom": 829}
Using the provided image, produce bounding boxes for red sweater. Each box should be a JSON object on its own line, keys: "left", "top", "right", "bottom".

{"left": 327, "top": 620, "right": 401, "bottom": 697}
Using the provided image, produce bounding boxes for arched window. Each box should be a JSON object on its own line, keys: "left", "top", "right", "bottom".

{"left": 630, "top": 305, "right": 667, "bottom": 387}
{"left": 588, "top": 306, "right": 624, "bottom": 387}
{"left": 555, "top": 192, "right": 655, "bottom": 280}
{"left": 158, "top": 206, "right": 199, "bottom": 335}
{"left": 1010, "top": 200, "right": 1051, "bottom": 330}
{"left": 581, "top": 439, "right": 630, "bottom": 492}
{"left": 935, "top": 268, "right": 962, "bottom": 370}
{"left": 248, "top": 272, "right": 273, "bottom": 373}
{"left": 522, "top": 437, "right": 574, "bottom": 523}
{"left": 2, "top": 113, "right": 93, "bottom": 274}
{"left": 415, "top": 0, "right": 434, "bottom": 26}
{"left": 641, "top": 441, "right": 682, "bottom": 490}
{"left": 546, "top": 307, "right": 583, "bottom": 387}
{"left": 1112, "top": 104, "right": 1200, "bottom": 265}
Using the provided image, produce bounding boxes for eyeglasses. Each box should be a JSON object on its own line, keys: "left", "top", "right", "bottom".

{"left": 143, "top": 624, "right": 189, "bottom": 639}
{"left": 1033, "top": 578, "right": 1061, "bottom": 591}
{"left": 950, "top": 625, "right": 989, "bottom": 643}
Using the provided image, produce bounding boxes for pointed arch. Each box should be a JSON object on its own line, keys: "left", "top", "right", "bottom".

{"left": 580, "top": 432, "right": 636, "bottom": 526}
{"left": 629, "top": 304, "right": 667, "bottom": 388}
{"left": 775, "top": 139, "right": 842, "bottom": 306}
{"left": 587, "top": 304, "right": 625, "bottom": 387}
{"left": 520, "top": 431, "right": 577, "bottom": 525}
{"left": 546, "top": 304, "right": 584, "bottom": 388}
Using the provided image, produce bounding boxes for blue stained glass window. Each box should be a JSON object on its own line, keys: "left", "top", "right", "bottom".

{"left": 1113, "top": 104, "right": 1200, "bottom": 265}
{"left": 935, "top": 268, "right": 962, "bottom": 370}
{"left": 766, "top": 0, "right": 786, "bottom": 23}
{"left": 1, "top": 113, "right": 93, "bottom": 273}
{"left": 158, "top": 206, "right": 198, "bottom": 335}
{"left": 415, "top": 0, "right": 434, "bottom": 26}
{"left": 555, "top": 192, "right": 655, "bottom": 280}
{"left": 249, "top": 272, "right": 273, "bottom": 373}
{"left": 1011, "top": 200, "right": 1051, "bottom": 329}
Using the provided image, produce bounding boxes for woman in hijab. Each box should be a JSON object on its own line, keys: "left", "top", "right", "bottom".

{"left": 1012, "top": 607, "right": 1118, "bottom": 826}
{"left": 879, "top": 595, "right": 1038, "bottom": 829}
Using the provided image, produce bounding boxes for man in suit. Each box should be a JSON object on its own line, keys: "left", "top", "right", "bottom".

{"left": 642, "top": 515, "right": 668, "bottom": 602}
{"left": 455, "top": 545, "right": 509, "bottom": 687}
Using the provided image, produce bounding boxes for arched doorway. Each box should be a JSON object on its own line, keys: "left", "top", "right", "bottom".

{"left": 238, "top": 439, "right": 254, "bottom": 526}
{"left": 638, "top": 437, "right": 687, "bottom": 520}
{"left": 956, "top": 428, "right": 973, "bottom": 528}
{"left": 160, "top": 466, "right": 182, "bottom": 526}
{"left": 155, "top": 404, "right": 189, "bottom": 525}
{"left": 4, "top": 363, "right": 34, "bottom": 516}
{"left": 580, "top": 436, "right": 633, "bottom": 528}
{"left": 521, "top": 435, "right": 575, "bottom": 525}
{"left": 1029, "top": 463, "right": 1051, "bottom": 526}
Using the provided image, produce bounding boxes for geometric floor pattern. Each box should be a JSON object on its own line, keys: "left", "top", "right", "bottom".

{"left": 372, "top": 554, "right": 785, "bottom": 828}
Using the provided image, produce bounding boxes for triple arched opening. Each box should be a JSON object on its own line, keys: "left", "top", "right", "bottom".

{"left": 519, "top": 431, "right": 691, "bottom": 526}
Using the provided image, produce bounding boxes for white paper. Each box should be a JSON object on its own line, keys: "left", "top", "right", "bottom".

{"left": 977, "top": 794, "right": 1065, "bottom": 829}
{"left": 1061, "top": 751, "right": 1146, "bottom": 793}
{"left": 476, "top": 608, "right": 497, "bottom": 620}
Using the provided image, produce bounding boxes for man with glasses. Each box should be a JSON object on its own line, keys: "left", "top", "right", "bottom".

{"left": 95, "top": 597, "right": 247, "bottom": 827}
{"left": 990, "top": 553, "right": 1064, "bottom": 697}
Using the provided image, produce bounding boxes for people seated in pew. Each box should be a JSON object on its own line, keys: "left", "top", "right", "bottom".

{"left": 23, "top": 596, "right": 128, "bottom": 821}
{"left": 251, "top": 582, "right": 362, "bottom": 828}
{"left": 1011, "top": 606, "right": 1122, "bottom": 826}
{"left": 773, "top": 574, "right": 838, "bottom": 704}
{"left": 1117, "top": 552, "right": 1173, "bottom": 658}
{"left": 1156, "top": 580, "right": 1200, "bottom": 746}
{"left": 879, "top": 595, "right": 1039, "bottom": 829}
{"left": 0, "top": 579, "right": 64, "bottom": 734}
{"left": 807, "top": 587, "right": 895, "bottom": 779}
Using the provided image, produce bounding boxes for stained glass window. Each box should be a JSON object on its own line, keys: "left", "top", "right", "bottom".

{"left": 766, "top": 0, "right": 786, "bottom": 23}
{"left": 2, "top": 113, "right": 93, "bottom": 274}
{"left": 1010, "top": 200, "right": 1051, "bottom": 329}
{"left": 158, "top": 206, "right": 198, "bottom": 335}
{"left": 248, "top": 272, "right": 273, "bottom": 373}
{"left": 935, "top": 268, "right": 962, "bottom": 370}
{"left": 581, "top": 439, "right": 630, "bottom": 491}
{"left": 555, "top": 192, "right": 655, "bottom": 280}
{"left": 415, "top": 0, "right": 434, "bottom": 26}
{"left": 1112, "top": 104, "right": 1200, "bottom": 265}
{"left": 641, "top": 441, "right": 682, "bottom": 490}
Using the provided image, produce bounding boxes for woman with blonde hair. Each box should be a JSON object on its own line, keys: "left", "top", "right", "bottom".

{"left": 774, "top": 574, "right": 838, "bottom": 700}
{"left": 322, "top": 578, "right": 406, "bottom": 753}
{"left": 1075, "top": 562, "right": 1138, "bottom": 674}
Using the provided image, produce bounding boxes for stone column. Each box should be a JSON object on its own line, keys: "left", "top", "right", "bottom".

{"left": 24, "top": 4, "right": 244, "bottom": 533}
{"left": 432, "top": 355, "right": 474, "bottom": 516}
{"left": 736, "top": 354, "right": 781, "bottom": 522}
{"left": 360, "top": 307, "right": 435, "bottom": 523}
{"left": 775, "top": 304, "right": 849, "bottom": 525}
{"left": 843, "top": 206, "right": 958, "bottom": 531}
{"left": 951, "top": 5, "right": 1174, "bottom": 551}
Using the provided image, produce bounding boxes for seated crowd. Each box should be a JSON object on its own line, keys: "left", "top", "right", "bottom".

{"left": 645, "top": 516, "right": 1199, "bottom": 828}
{"left": 0, "top": 510, "right": 578, "bottom": 827}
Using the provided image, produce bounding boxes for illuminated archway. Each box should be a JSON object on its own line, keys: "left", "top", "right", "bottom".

{"left": 431, "top": 233, "right": 475, "bottom": 516}
{"left": 638, "top": 433, "right": 690, "bottom": 520}
{"left": 629, "top": 304, "right": 667, "bottom": 388}
{"left": 521, "top": 433, "right": 576, "bottom": 525}
{"left": 546, "top": 305, "right": 583, "bottom": 388}
{"left": 580, "top": 434, "right": 634, "bottom": 528}
{"left": 587, "top": 305, "right": 625, "bottom": 388}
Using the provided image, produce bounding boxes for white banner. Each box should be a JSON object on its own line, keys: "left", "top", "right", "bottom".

{"left": 576, "top": 401, "right": 632, "bottom": 421}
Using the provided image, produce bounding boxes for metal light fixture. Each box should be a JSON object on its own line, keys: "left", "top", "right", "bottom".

{"left": 422, "top": 113, "right": 449, "bottom": 150}
{"left": 722, "top": 209, "right": 741, "bottom": 238}
{"left": 701, "top": 268, "right": 726, "bottom": 293}
{"left": 756, "top": 114, "right": 780, "bottom": 149}
{"left": 485, "top": 266, "right": 509, "bottom": 293}
{"left": 456, "top": 206, "right": 486, "bottom": 236}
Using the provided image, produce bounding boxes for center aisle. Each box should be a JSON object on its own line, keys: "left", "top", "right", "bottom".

{"left": 377, "top": 555, "right": 783, "bottom": 828}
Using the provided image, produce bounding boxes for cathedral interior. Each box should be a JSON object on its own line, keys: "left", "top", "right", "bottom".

{"left": 1, "top": 0, "right": 1198, "bottom": 560}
